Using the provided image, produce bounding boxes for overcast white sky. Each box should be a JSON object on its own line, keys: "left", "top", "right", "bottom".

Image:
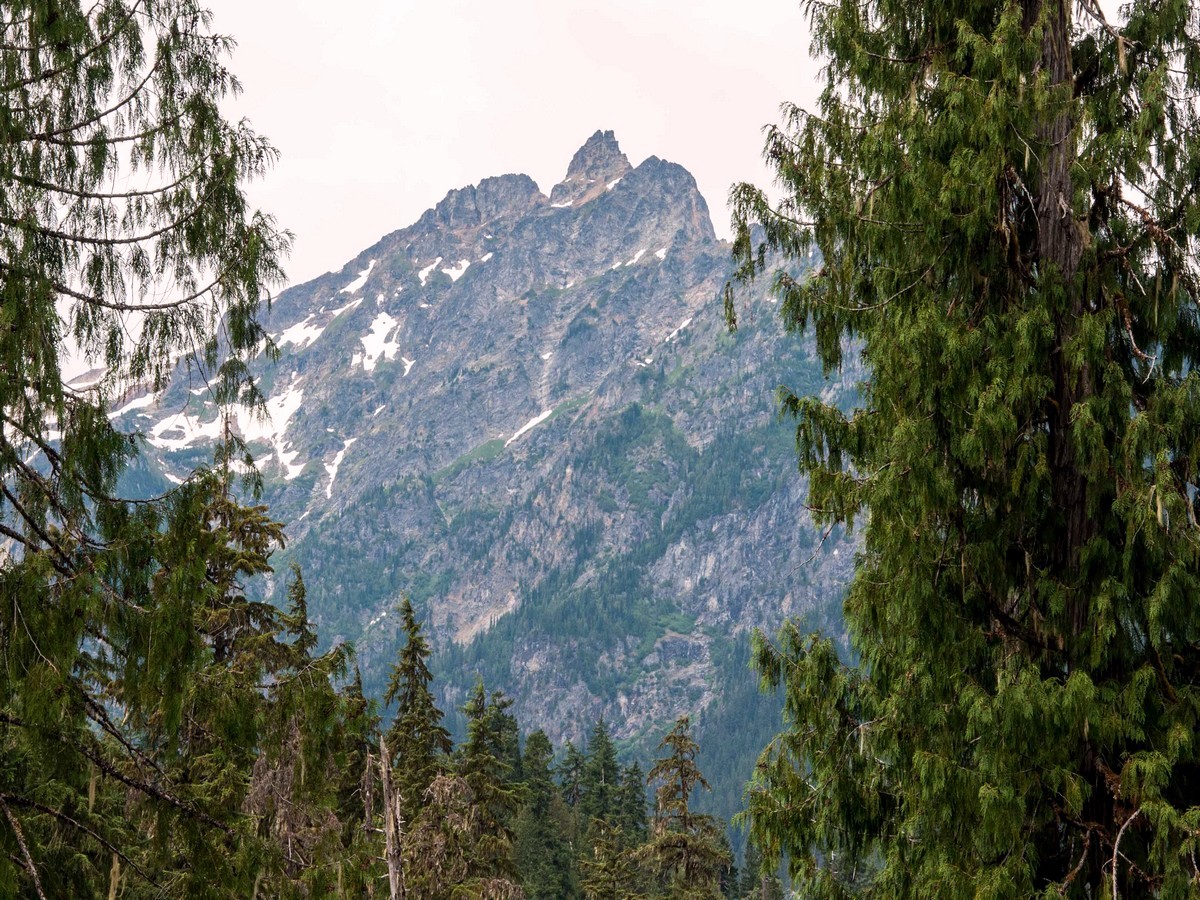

{"left": 204, "top": 0, "right": 821, "bottom": 286}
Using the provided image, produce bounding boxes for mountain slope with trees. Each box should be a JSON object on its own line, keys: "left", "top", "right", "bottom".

{"left": 103, "top": 129, "right": 855, "bottom": 810}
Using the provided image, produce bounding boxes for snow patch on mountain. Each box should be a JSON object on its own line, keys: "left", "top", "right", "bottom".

{"left": 109, "top": 392, "right": 158, "bottom": 420}
{"left": 441, "top": 259, "right": 471, "bottom": 282}
{"left": 418, "top": 257, "right": 442, "bottom": 286}
{"left": 324, "top": 438, "right": 357, "bottom": 499}
{"left": 331, "top": 297, "right": 362, "bottom": 317}
{"left": 339, "top": 259, "right": 376, "bottom": 294}
{"left": 665, "top": 317, "right": 693, "bottom": 343}
{"left": 625, "top": 248, "right": 647, "bottom": 266}
{"left": 277, "top": 315, "right": 326, "bottom": 349}
{"left": 149, "top": 410, "right": 225, "bottom": 451}
{"left": 655, "top": 247, "right": 668, "bottom": 260}
{"left": 235, "top": 384, "right": 305, "bottom": 444}
{"left": 505, "top": 409, "right": 552, "bottom": 448}
{"left": 276, "top": 297, "right": 360, "bottom": 350}
{"left": 359, "top": 313, "right": 401, "bottom": 372}
{"left": 277, "top": 446, "right": 304, "bottom": 480}
{"left": 234, "top": 382, "right": 307, "bottom": 480}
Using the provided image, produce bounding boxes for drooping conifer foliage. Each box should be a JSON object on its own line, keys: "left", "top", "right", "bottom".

{"left": 0, "top": 1, "right": 293, "bottom": 894}
{"left": 732, "top": 0, "right": 1200, "bottom": 894}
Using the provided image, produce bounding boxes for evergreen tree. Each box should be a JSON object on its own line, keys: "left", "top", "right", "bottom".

{"left": 383, "top": 597, "right": 452, "bottom": 822}
{"left": 639, "top": 717, "right": 729, "bottom": 899}
{"left": 514, "top": 730, "right": 578, "bottom": 900}
{"left": 715, "top": 831, "right": 738, "bottom": 900}
{"left": 245, "top": 564, "right": 353, "bottom": 897}
{"left": 402, "top": 773, "right": 525, "bottom": 900}
{"left": 334, "top": 666, "right": 385, "bottom": 897}
{"left": 558, "top": 741, "right": 587, "bottom": 809}
{"left": 615, "top": 763, "right": 648, "bottom": 846}
{"left": 0, "top": 1, "right": 286, "bottom": 894}
{"left": 731, "top": 0, "right": 1200, "bottom": 893}
{"left": 736, "top": 844, "right": 782, "bottom": 900}
{"left": 453, "top": 679, "right": 524, "bottom": 886}
{"left": 580, "top": 819, "right": 643, "bottom": 900}
{"left": 581, "top": 718, "right": 621, "bottom": 828}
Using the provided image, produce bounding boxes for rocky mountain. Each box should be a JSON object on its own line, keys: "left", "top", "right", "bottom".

{"left": 107, "top": 131, "right": 855, "bottom": 801}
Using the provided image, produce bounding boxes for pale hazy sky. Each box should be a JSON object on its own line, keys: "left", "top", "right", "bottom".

{"left": 204, "top": 0, "right": 821, "bottom": 286}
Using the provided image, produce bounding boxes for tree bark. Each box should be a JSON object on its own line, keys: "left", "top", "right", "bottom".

{"left": 1027, "top": 1, "right": 1111, "bottom": 889}
{"left": 379, "top": 737, "right": 406, "bottom": 900}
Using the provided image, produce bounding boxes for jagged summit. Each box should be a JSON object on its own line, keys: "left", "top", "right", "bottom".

{"left": 420, "top": 173, "right": 545, "bottom": 231}
{"left": 550, "top": 129, "right": 632, "bottom": 207}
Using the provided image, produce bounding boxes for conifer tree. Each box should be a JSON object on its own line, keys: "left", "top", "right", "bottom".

{"left": 580, "top": 819, "right": 643, "bottom": 900}
{"left": 639, "top": 717, "right": 728, "bottom": 899}
{"left": 558, "top": 741, "right": 587, "bottom": 809}
{"left": 581, "top": 718, "right": 621, "bottom": 829}
{"left": 335, "top": 666, "right": 385, "bottom": 897}
{"left": 0, "top": 1, "right": 287, "bottom": 894}
{"left": 615, "top": 762, "right": 648, "bottom": 846}
{"left": 514, "top": 730, "right": 578, "bottom": 900}
{"left": 452, "top": 679, "right": 524, "bottom": 887}
{"left": 246, "top": 564, "right": 353, "bottom": 896}
{"left": 717, "top": 833, "right": 738, "bottom": 900}
{"left": 736, "top": 844, "right": 782, "bottom": 900}
{"left": 383, "top": 597, "right": 452, "bottom": 822}
{"left": 731, "top": 0, "right": 1200, "bottom": 893}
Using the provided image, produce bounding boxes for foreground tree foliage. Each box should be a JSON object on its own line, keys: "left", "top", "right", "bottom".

{"left": 732, "top": 0, "right": 1200, "bottom": 895}
{"left": 0, "top": 0, "right": 300, "bottom": 894}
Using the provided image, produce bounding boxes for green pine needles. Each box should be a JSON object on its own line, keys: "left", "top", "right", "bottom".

{"left": 733, "top": 0, "right": 1200, "bottom": 896}
{"left": 0, "top": 2, "right": 297, "bottom": 895}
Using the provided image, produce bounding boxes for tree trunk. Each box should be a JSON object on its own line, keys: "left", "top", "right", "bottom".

{"left": 1029, "top": 0, "right": 1091, "bottom": 606}
{"left": 379, "top": 737, "right": 406, "bottom": 900}
{"left": 1027, "top": 0, "right": 1110, "bottom": 888}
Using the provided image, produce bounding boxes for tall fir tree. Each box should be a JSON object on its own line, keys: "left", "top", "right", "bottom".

{"left": 453, "top": 679, "right": 524, "bottom": 888}
{"left": 245, "top": 564, "right": 353, "bottom": 897}
{"left": 581, "top": 718, "right": 621, "bottom": 829}
{"left": 334, "top": 666, "right": 385, "bottom": 897}
{"left": 731, "top": 0, "right": 1200, "bottom": 894}
{"left": 559, "top": 741, "right": 587, "bottom": 810}
{"left": 736, "top": 843, "right": 783, "bottom": 900}
{"left": 580, "top": 819, "right": 643, "bottom": 900}
{"left": 383, "top": 597, "right": 452, "bottom": 822}
{"left": 638, "top": 717, "right": 729, "bottom": 899}
{"left": 514, "top": 730, "right": 579, "bottom": 900}
{"left": 616, "top": 762, "right": 648, "bottom": 846}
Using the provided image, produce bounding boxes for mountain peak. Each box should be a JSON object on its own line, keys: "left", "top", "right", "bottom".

{"left": 419, "top": 173, "right": 545, "bottom": 232}
{"left": 549, "top": 130, "right": 632, "bottom": 207}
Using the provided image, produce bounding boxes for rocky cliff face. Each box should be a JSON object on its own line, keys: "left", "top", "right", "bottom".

{"left": 110, "top": 132, "right": 854, "bottom": 760}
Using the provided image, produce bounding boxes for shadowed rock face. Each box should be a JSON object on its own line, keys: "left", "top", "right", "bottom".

{"left": 117, "top": 131, "right": 854, "bottom": 752}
